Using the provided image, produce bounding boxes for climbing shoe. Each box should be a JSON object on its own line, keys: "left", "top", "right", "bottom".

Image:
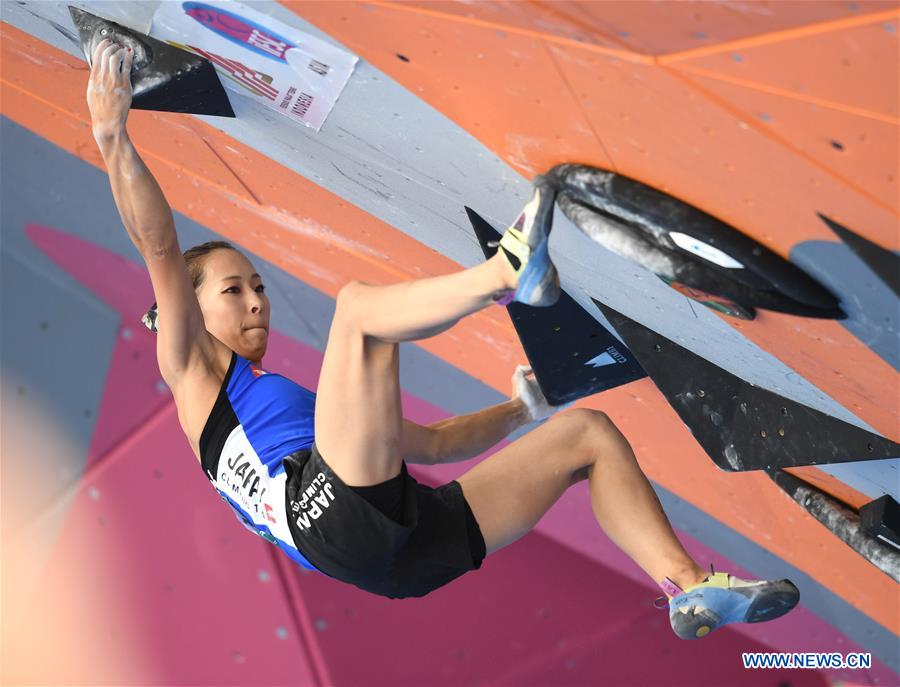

{"left": 490, "top": 175, "right": 560, "bottom": 307}
{"left": 655, "top": 564, "right": 800, "bottom": 640}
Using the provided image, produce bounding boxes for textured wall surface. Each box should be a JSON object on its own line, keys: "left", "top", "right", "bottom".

{"left": 2, "top": 1, "right": 898, "bottom": 685}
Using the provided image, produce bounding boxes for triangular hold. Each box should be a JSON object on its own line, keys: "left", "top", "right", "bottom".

{"left": 592, "top": 298, "right": 899, "bottom": 471}
{"left": 818, "top": 213, "right": 900, "bottom": 297}
{"left": 69, "top": 6, "right": 234, "bottom": 117}
{"left": 466, "top": 206, "right": 646, "bottom": 405}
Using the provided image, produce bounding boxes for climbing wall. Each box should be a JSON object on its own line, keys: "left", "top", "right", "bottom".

{"left": 2, "top": 1, "right": 897, "bottom": 685}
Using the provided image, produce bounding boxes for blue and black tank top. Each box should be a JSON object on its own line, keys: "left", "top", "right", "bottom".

{"left": 199, "top": 351, "right": 318, "bottom": 569}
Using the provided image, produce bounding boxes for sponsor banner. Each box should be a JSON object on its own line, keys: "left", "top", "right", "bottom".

{"left": 151, "top": 0, "right": 357, "bottom": 130}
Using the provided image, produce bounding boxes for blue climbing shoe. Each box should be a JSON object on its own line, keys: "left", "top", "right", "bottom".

{"left": 490, "top": 175, "right": 560, "bottom": 307}
{"left": 655, "top": 564, "right": 800, "bottom": 640}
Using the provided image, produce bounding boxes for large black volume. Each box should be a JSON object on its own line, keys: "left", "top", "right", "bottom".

{"left": 467, "top": 206, "right": 646, "bottom": 406}
{"left": 593, "top": 298, "right": 899, "bottom": 471}
{"left": 69, "top": 6, "right": 234, "bottom": 117}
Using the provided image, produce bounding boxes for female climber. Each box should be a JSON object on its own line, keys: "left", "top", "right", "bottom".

{"left": 87, "top": 38, "right": 799, "bottom": 639}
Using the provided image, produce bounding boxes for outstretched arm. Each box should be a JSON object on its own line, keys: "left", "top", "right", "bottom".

{"left": 426, "top": 398, "right": 531, "bottom": 465}
{"left": 88, "top": 38, "right": 213, "bottom": 383}
{"left": 88, "top": 38, "right": 174, "bottom": 255}
{"left": 425, "top": 365, "right": 564, "bottom": 465}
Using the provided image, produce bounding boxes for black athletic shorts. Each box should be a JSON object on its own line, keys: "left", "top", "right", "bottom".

{"left": 282, "top": 443, "right": 486, "bottom": 599}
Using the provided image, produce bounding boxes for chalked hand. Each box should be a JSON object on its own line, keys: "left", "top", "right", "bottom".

{"left": 511, "top": 365, "right": 568, "bottom": 422}
{"left": 87, "top": 38, "right": 133, "bottom": 143}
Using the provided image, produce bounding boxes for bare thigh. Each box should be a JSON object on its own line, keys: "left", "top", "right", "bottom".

{"left": 457, "top": 409, "right": 605, "bottom": 556}
{"left": 314, "top": 284, "right": 404, "bottom": 486}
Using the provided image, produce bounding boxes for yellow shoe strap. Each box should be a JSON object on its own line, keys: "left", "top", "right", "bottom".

{"left": 498, "top": 227, "right": 531, "bottom": 277}
{"left": 684, "top": 572, "right": 730, "bottom": 593}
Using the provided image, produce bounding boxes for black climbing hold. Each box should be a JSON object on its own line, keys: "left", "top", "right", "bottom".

{"left": 818, "top": 212, "right": 900, "bottom": 297}
{"left": 767, "top": 470, "right": 900, "bottom": 577}
{"left": 69, "top": 6, "right": 234, "bottom": 117}
{"left": 545, "top": 163, "right": 844, "bottom": 319}
{"left": 593, "top": 298, "right": 899, "bottom": 471}
{"left": 859, "top": 495, "right": 900, "bottom": 550}
{"left": 466, "top": 206, "right": 646, "bottom": 405}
